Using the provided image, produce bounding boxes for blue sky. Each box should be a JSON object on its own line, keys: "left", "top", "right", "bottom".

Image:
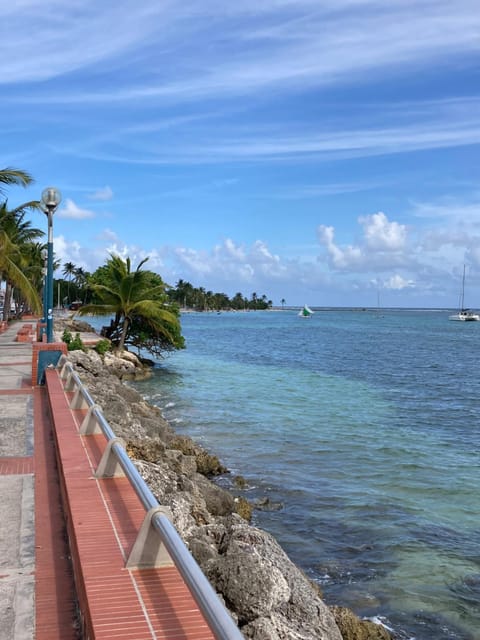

{"left": 2, "top": 1, "right": 480, "bottom": 307}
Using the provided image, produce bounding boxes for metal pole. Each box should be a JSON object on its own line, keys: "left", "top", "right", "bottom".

{"left": 41, "top": 250, "right": 47, "bottom": 337}
{"left": 42, "top": 274, "right": 47, "bottom": 324}
{"left": 46, "top": 209, "right": 54, "bottom": 342}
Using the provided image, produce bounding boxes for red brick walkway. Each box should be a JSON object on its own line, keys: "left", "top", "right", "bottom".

{"left": 33, "top": 386, "right": 79, "bottom": 639}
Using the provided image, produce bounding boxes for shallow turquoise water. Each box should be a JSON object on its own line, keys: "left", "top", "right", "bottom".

{"left": 125, "top": 309, "right": 480, "bottom": 639}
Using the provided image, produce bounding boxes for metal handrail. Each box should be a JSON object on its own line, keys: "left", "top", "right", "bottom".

{"left": 56, "top": 355, "right": 244, "bottom": 640}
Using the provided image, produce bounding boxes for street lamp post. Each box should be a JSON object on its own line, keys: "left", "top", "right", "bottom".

{"left": 40, "top": 187, "right": 61, "bottom": 343}
{"left": 41, "top": 248, "right": 47, "bottom": 330}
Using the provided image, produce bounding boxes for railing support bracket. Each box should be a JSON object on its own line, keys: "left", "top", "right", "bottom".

{"left": 126, "top": 506, "right": 174, "bottom": 569}
{"left": 70, "top": 385, "right": 89, "bottom": 409}
{"left": 80, "top": 404, "right": 103, "bottom": 435}
{"left": 95, "top": 437, "right": 126, "bottom": 477}
{"left": 64, "top": 371, "right": 77, "bottom": 392}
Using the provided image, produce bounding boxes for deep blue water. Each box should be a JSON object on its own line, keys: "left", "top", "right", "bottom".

{"left": 123, "top": 309, "right": 480, "bottom": 639}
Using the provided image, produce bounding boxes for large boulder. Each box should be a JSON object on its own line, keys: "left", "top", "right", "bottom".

{"left": 190, "top": 518, "right": 343, "bottom": 640}
{"left": 103, "top": 350, "right": 152, "bottom": 380}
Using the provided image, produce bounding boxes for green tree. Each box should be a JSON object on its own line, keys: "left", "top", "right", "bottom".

{"left": 0, "top": 232, "right": 42, "bottom": 317}
{"left": 73, "top": 266, "right": 91, "bottom": 303}
{"left": 17, "top": 241, "right": 47, "bottom": 313}
{"left": 0, "top": 168, "right": 33, "bottom": 195}
{"left": 62, "top": 261, "right": 76, "bottom": 303}
{"left": 171, "top": 279, "right": 195, "bottom": 308}
{"left": 78, "top": 254, "right": 184, "bottom": 355}
{"left": 0, "top": 201, "right": 43, "bottom": 319}
{"left": 0, "top": 167, "right": 42, "bottom": 318}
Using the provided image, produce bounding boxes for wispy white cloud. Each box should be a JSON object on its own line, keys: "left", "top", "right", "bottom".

{"left": 0, "top": 2, "right": 172, "bottom": 84}
{"left": 39, "top": 92, "right": 479, "bottom": 168}
{"left": 3, "top": 1, "right": 479, "bottom": 100}
{"left": 89, "top": 186, "right": 113, "bottom": 201}
{"left": 276, "top": 181, "right": 386, "bottom": 198}
{"left": 410, "top": 195, "right": 480, "bottom": 272}
{"left": 384, "top": 274, "right": 415, "bottom": 290}
{"left": 58, "top": 199, "right": 95, "bottom": 219}
{"left": 96, "top": 228, "right": 119, "bottom": 243}
{"left": 172, "top": 238, "right": 287, "bottom": 283}
{"left": 47, "top": 109, "right": 480, "bottom": 166}
{"left": 410, "top": 196, "right": 480, "bottom": 222}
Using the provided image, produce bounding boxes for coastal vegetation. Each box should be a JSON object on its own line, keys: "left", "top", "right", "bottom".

{"left": 77, "top": 254, "right": 184, "bottom": 357}
{"left": 0, "top": 167, "right": 43, "bottom": 319}
{"left": 54, "top": 271, "right": 273, "bottom": 314}
{"left": 169, "top": 279, "right": 273, "bottom": 311}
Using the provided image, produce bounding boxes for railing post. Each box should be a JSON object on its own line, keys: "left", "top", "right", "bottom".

{"left": 64, "top": 371, "right": 77, "bottom": 392}
{"left": 70, "top": 386, "right": 89, "bottom": 409}
{"left": 58, "top": 357, "right": 71, "bottom": 380}
{"left": 95, "top": 438, "right": 126, "bottom": 478}
{"left": 80, "top": 404, "right": 103, "bottom": 435}
{"left": 126, "top": 506, "right": 175, "bottom": 569}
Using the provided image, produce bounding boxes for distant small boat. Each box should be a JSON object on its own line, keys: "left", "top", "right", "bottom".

{"left": 449, "top": 309, "right": 480, "bottom": 322}
{"left": 449, "top": 265, "right": 479, "bottom": 321}
{"left": 298, "top": 305, "right": 314, "bottom": 318}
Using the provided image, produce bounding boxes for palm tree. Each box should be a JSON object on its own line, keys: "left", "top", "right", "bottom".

{"left": 281, "top": 298, "right": 286, "bottom": 309}
{"left": 0, "top": 232, "right": 42, "bottom": 317}
{"left": 18, "top": 241, "right": 48, "bottom": 312}
{"left": 0, "top": 200, "right": 44, "bottom": 319}
{"left": 195, "top": 286, "right": 206, "bottom": 311}
{"left": 231, "top": 292, "right": 244, "bottom": 310}
{"left": 73, "top": 266, "right": 91, "bottom": 303}
{"left": 173, "top": 279, "right": 195, "bottom": 309}
{"left": 77, "top": 255, "right": 182, "bottom": 353}
{"left": 0, "top": 168, "right": 33, "bottom": 195}
{"left": 62, "top": 261, "right": 76, "bottom": 303}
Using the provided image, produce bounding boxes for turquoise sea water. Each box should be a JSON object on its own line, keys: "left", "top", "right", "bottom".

{"left": 123, "top": 309, "right": 479, "bottom": 639}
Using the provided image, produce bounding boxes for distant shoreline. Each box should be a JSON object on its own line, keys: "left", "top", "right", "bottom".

{"left": 180, "top": 306, "right": 460, "bottom": 312}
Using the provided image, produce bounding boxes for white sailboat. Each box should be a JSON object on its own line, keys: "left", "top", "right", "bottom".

{"left": 449, "top": 265, "right": 479, "bottom": 321}
{"left": 298, "top": 305, "right": 314, "bottom": 318}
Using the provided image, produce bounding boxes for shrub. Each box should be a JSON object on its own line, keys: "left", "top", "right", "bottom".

{"left": 62, "top": 329, "right": 72, "bottom": 345}
{"left": 67, "top": 332, "right": 85, "bottom": 351}
{"left": 234, "top": 496, "right": 253, "bottom": 522}
{"left": 94, "top": 338, "right": 110, "bottom": 355}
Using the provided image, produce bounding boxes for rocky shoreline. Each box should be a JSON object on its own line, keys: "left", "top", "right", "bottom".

{"left": 61, "top": 319, "right": 394, "bottom": 640}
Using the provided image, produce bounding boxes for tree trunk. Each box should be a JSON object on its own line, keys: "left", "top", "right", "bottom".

{"left": 118, "top": 316, "right": 129, "bottom": 352}
{"left": 3, "top": 282, "right": 13, "bottom": 321}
